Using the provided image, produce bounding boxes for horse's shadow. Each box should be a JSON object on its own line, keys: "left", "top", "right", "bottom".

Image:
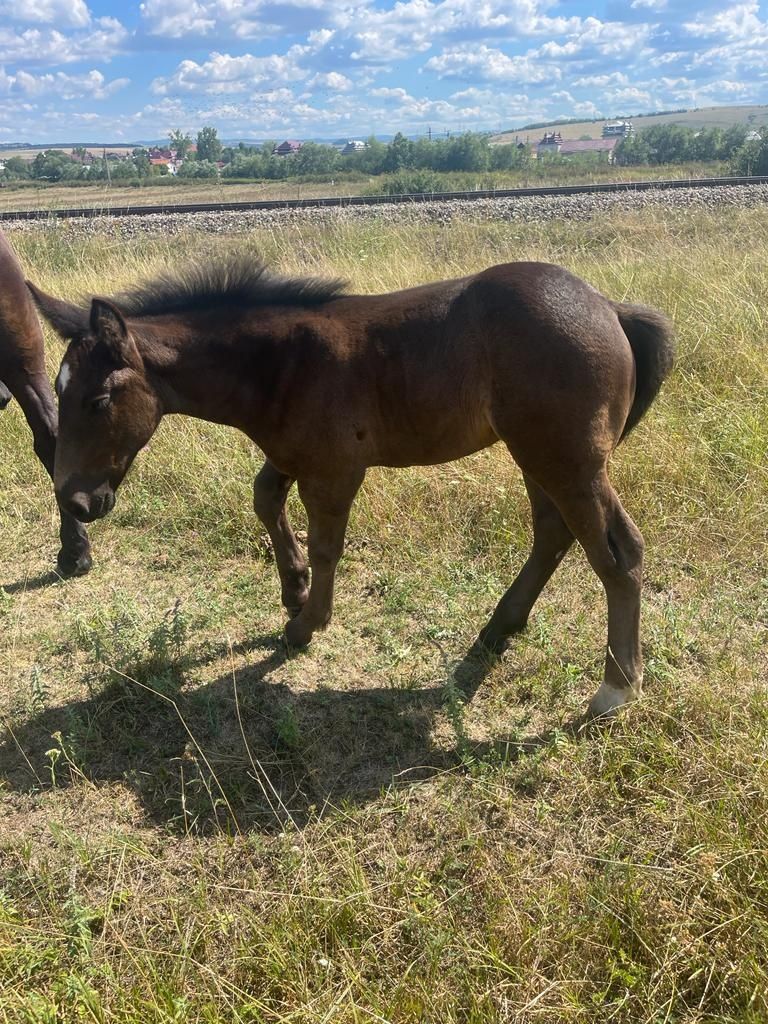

{"left": 0, "top": 635, "right": 582, "bottom": 833}
{"left": 1, "top": 569, "right": 63, "bottom": 595}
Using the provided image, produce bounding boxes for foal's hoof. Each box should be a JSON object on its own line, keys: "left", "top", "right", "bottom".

{"left": 56, "top": 550, "right": 93, "bottom": 578}
{"left": 283, "top": 617, "right": 314, "bottom": 650}
{"left": 471, "top": 630, "right": 509, "bottom": 660}
{"left": 587, "top": 681, "right": 641, "bottom": 721}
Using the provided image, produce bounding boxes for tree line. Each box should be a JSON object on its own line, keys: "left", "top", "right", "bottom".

{"left": 2, "top": 122, "right": 766, "bottom": 185}
{"left": 615, "top": 123, "right": 765, "bottom": 169}
{"left": 0, "top": 128, "right": 531, "bottom": 184}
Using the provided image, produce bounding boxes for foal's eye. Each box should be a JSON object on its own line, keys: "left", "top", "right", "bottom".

{"left": 89, "top": 394, "right": 111, "bottom": 412}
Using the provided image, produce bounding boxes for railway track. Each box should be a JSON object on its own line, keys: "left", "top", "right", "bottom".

{"left": 1, "top": 175, "right": 768, "bottom": 222}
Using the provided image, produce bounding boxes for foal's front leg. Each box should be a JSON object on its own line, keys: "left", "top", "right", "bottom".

{"left": 253, "top": 460, "right": 309, "bottom": 617}
{"left": 283, "top": 471, "right": 364, "bottom": 648}
{"left": 16, "top": 376, "right": 92, "bottom": 576}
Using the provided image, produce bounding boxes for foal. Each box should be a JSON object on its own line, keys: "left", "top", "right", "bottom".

{"left": 0, "top": 231, "right": 91, "bottom": 576}
{"left": 29, "top": 258, "right": 674, "bottom": 717}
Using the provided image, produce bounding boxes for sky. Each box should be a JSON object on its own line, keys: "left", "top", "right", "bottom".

{"left": 0, "top": 0, "right": 766, "bottom": 144}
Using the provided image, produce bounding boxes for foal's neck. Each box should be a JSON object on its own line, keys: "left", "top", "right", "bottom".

{"left": 136, "top": 317, "right": 273, "bottom": 432}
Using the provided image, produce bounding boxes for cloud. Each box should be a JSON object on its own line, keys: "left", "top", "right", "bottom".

{"left": 534, "top": 19, "right": 654, "bottom": 60}
{"left": 0, "top": 0, "right": 91, "bottom": 29}
{"left": 684, "top": 1, "right": 765, "bottom": 39}
{"left": 152, "top": 50, "right": 310, "bottom": 96}
{"left": 0, "top": 17, "right": 128, "bottom": 66}
{"left": 2, "top": 0, "right": 768, "bottom": 145}
{"left": 0, "top": 68, "right": 128, "bottom": 100}
{"left": 572, "top": 72, "right": 629, "bottom": 87}
{"left": 308, "top": 71, "right": 353, "bottom": 92}
{"left": 139, "top": 0, "right": 332, "bottom": 40}
{"left": 603, "top": 85, "right": 653, "bottom": 106}
{"left": 424, "top": 44, "right": 557, "bottom": 83}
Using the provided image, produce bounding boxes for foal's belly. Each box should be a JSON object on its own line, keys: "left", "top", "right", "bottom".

{"left": 373, "top": 416, "right": 499, "bottom": 469}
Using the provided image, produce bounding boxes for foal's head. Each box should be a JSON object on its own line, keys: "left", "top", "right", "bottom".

{"left": 29, "top": 285, "right": 162, "bottom": 523}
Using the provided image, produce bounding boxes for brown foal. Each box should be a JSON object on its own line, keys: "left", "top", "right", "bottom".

{"left": 29, "top": 258, "right": 674, "bottom": 717}
{"left": 0, "top": 231, "right": 91, "bottom": 576}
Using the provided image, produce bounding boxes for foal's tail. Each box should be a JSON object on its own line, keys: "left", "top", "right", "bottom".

{"left": 612, "top": 302, "right": 676, "bottom": 442}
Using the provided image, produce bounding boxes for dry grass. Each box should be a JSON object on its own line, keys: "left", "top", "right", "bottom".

{"left": 0, "top": 206, "right": 766, "bottom": 1023}
{"left": 0, "top": 179, "right": 371, "bottom": 214}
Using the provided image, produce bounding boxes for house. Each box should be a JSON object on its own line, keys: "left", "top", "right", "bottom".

{"left": 150, "top": 157, "right": 177, "bottom": 174}
{"left": 536, "top": 133, "right": 620, "bottom": 163}
{"left": 341, "top": 139, "right": 366, "bottom": 155}
{"left": 274, "top": 140, "right": 303, "bottom": 156}
{"left": 602, "top": 120, "right": 635, "bottom": 139}
{"left": 537, "top": 131, "right": 564, "bottom": 154}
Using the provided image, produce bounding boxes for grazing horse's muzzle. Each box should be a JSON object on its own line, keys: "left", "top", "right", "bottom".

{"left": 0, "top": 381, "right": 11, "bottom": 410}
{"left": 60, "top": 486, "right": 115, "bottom": 523}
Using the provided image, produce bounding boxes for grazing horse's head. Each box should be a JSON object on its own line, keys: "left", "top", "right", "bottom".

{"left": 28, "top": 284, "right": 162, "bottom": 523}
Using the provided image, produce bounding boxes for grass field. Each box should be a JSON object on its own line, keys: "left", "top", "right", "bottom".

{"left": 0, "top": 179, "right": 366, "bottom": 214}
{"left": 492, "top": 103, "right": 768, "bottom": 143}
{"left": 0, "top": 206, "right": 767, "bottom": 1022}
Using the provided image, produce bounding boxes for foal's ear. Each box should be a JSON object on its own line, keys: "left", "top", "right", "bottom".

{"left": 90, "top": 298, "right": 141, "bottom": 367}
{"left": 26, "top": 281, "right": 89, "bottom": 340}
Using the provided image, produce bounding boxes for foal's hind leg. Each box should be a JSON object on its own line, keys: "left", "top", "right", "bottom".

{"left": 551, "top": 470, "right": 645, "bottom": 718}
{"left": 476, "top": 474, "right": 573, "bottom": 655}
{"left": 253, "top": 460, "right": 309, "bottom": 617}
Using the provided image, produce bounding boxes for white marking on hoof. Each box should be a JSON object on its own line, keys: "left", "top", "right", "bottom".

{"left": 56, "top": 361, "right": 71, "bottom": 395}
{"left": 587, "top": 680, "right": 642, "bottom": 720}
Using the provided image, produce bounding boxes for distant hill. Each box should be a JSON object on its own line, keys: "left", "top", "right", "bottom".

{"left": 491, "top": 104, "right": 768, "bottom": 145}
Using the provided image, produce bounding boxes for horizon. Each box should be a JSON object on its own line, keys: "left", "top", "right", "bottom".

{"left": 0, "top": 1, "right": 766, "bottom": 145}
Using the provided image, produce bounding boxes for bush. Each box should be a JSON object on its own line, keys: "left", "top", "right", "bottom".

{"left": 373, "top": 170, "right": 444, "bottom": 194}
{"left": 177, "top": 160, "right": 220, "bottom": 180}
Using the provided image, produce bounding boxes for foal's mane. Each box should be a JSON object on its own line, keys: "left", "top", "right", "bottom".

{"left": 111, "top": 256, "right": 347, "bottom": 318}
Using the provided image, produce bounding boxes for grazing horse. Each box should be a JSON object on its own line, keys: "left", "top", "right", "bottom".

{"left": 0, "top": 231, "right": 91, "bottom": 576}
{"left": 29, "top": 258, "right": 674, "bottom": 717}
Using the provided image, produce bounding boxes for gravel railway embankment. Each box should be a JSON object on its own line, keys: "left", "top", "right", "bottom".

{"left": 5, "top": 183, "right": 768, "bottom": 238}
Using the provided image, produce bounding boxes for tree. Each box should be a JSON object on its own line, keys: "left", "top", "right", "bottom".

{"left": 1, "top": 156, "right": 30, "bottom": 179}
{"left": 132, "top": 147, "right": 151, "bottom": 177}
{"left": 732, "top": 130, "right": 768, "bottom": 174}
{"left": 615, "top": 134, "right": 652, "bottom": 165}
{"left": 31, "top": 150, "right": 79, "bottom": 182}
{"left": 293, "top": 141, "right": 341, "bottom": 175}
{"left": 169, "top": 129, "right": 193, "bottom": 160}
{"left": 383, "top": 132, "right": 415, "bottom": 172}
{"left": 177, "top": 159, "right": 219, "bottom": 179}
{"left": 490, "top": 142, "right": 531, "bottom": 171}
{"left": 439, "top": 133, "right": 490, "bottom": 171}
{"left": 343, "top": 135, "right": 386, "bottom": 174}
{"left": 196, "top": 126, "right": 222, "bottom": 163}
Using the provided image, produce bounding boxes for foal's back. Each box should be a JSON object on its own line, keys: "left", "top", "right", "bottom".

{"left": 307, "top": 261, "right": 635, "bottom": 470}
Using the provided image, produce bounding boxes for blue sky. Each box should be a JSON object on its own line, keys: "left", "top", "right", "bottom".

{"left": 0, "top": 0, "right": 766, "bottom": 143}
